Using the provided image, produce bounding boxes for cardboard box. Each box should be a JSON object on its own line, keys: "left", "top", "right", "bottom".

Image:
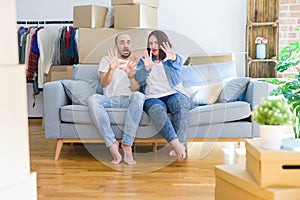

{"left": 184, "top": 54, "right": 233, "bottom": 65}
{"left": 78, "top": 28, "right": 148, "bottom": 64}
{"left": 114, "top": 4, "right": 157, "bottom": 28}
{"left": 246, "top": 138, "right": 300, "bottom": 188}
{"left": 46, "top": 65, "right": 73, "bottom": 82}
{"left": 215, "top": 164, "right": 300, "bottom": 200}
{"left": 111, "top": 0, "right": 159, "bottom": 8}
{"left": 73, "top": 5, "right": 108, "bottom": 28}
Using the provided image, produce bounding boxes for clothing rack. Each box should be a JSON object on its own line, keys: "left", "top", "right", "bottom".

{"left": 17, "top": 20, "right": 73, "bottom": 25}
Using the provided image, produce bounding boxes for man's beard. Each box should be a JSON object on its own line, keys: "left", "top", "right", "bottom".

{"left": 120, "top": 52, "right": 131, "bottom": 59}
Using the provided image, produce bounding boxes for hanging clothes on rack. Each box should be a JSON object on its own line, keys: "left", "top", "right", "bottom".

{"left": 37, "top": 26, "right": 59, "bottom": 88}
{"left": 17, "top": 21, "right": 78, "bottom": 89}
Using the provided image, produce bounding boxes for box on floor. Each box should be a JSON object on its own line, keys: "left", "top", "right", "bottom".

{"left": 215, "top": 164, "right": 300, "bottom": 200}
{"left": 73, "top": 5, "right": 108, "bottom": 28}
{"left": 246, "top": 138, "right": 300, "bottom": 188}
{"left": 114, "top": 4, "right": 157, "bottom": 28}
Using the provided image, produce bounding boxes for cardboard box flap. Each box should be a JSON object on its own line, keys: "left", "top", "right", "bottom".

{"left": 215, "top": 164, "right": 300, "bottom": 199}
{"left": 215, "top": 164, "right": 274, "bottom": 199}
{"left": 246, "top": 139, "right": 300, "bottom": 161}
{"left": 111, "top": 0, "right": 160, "bottom": 8}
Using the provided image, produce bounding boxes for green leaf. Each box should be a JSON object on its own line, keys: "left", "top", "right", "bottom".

{"left": 276, "top": 42, "right": 300, "bottom": 72}
{"left": 261, "top": 78, "right": 286, "bottom": 85}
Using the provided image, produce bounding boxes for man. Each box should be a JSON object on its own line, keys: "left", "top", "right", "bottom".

{"left": 88, "top": 33, "right": 145, "bottom": 165}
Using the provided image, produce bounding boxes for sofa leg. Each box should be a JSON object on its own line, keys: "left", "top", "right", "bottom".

{"left": 54, "top": 139, "right": 63, "bottom": 161}
{"left": 152, "top": 142, "right": 157, "bottom": 152}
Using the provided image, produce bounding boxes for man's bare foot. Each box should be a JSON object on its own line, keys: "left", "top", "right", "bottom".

{"left": 109, "top": 141, "right": 122, "bottom": 165}
{"left": 169, "top": 139, "right": 186, "bottom": 162}
{"left": 121, "top": 144, "right": 136, "bottom": 165}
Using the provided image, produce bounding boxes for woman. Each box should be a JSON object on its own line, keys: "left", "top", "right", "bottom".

{"left": 135, "top": 30, "right": 192, "bottom": 161}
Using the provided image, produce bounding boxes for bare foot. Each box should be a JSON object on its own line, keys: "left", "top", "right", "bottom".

{"left": 109, "top": 141, "right": 122, "bottom": 165}
{"left": 169, "top": 139, "right": 186, "bottom": 162}
{"left": 121, "top": 144, "right": 136, "bottom": 165}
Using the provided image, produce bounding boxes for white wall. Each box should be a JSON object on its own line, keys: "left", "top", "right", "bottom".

{"left": 16, "top": 0, "right": 247, "bottom": 75}
{"left": 0, "top": 0, "right": 37, "bottom": 198}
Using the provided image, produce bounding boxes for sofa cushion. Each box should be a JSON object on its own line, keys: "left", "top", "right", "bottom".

{"left": 217, "top": 77, "right": 251, "bottom": 103}
{"left": 72, "top": 64, "right": 103, "bottom": 94}
{"left": 189, "top": 101, "right": 251, "bottom": 126}
{"left": 61, "top": 102, "right": 250, "bottom": 127}
{"left": 191, "top": 83, "right": 223, "bottom": 105}
{"left": 61, "top": 80, "right": 95, "bottom": 106}
{"left": 60, "top": 105, "right": 152, "bottom": 126}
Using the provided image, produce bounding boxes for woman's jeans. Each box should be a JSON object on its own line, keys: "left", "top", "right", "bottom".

{"left": 143, "top": 92, "right": 192, "bottom": 144}
{"left": 88, "top": 92, "right": 145, "bottom": 147}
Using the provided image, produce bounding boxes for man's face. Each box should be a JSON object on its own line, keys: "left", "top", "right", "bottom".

{"left": 115, "top": 34, "right": 132, "bottom": 59}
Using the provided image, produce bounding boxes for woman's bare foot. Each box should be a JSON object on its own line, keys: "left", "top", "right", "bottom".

{"left": 121, "top": 144, "right": 136, "bottom": 165}
{"left": 109, "top": 141, "right": 122, "bottom": 165}
{"left": 169, "top": 139, "right": 186, "bottom": 162}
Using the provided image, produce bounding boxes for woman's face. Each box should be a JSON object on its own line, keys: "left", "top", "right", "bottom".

{"left": 149, "top": 35, "right": 159, "bottom": 57}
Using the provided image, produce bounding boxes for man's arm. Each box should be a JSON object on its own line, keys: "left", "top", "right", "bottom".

{"left": 99, "top": 67, "right": 116, "bottom": 88}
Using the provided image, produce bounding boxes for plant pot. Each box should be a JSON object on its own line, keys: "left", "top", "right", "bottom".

{"left": 259, "top": 124, "right": 284, "bottom": 150}
{"left": 256, "top": 43, "right": 266, "bottom": 59}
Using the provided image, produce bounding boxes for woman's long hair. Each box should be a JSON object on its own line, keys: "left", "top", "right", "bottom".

{"left": 147, "top": 30, "right": 172, "bottom": 61}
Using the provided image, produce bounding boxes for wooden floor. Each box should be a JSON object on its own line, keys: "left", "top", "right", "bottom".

{"left": 29, "top": 120, "right": 246, "bottom": 200}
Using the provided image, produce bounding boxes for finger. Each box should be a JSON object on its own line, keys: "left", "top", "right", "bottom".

{"left": 149, "top": 50, "right": 153, "bottom": 59}
{"left": 119, "top": 67, "right": 127, "bottom": 73}
{"left": 128, "top": 55, "right": 132, "bottom": 63}
{"left": 162, "top": 42, "right": 168, "bottom": 50}
{"left": 160, "top": 44, "right": 167, "bottom": 53}
{"left": 107, "top": 49, "right": 113, "bottom": 59}
{"left": 144, "top": 50, "right": 149, "bottom": 58}
{"left": 166, "top": 42, "right": 171, "bottom": 50}
{"left": 114, "top": 48, "right": 118, "bottom": 58}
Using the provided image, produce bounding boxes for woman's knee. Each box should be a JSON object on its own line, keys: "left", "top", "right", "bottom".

{"left": 168, "top": 94, "right": 192, "bottom": 112}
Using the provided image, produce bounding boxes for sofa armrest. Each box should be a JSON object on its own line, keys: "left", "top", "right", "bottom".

{"left": 43, "top": 81, "right": 69, "bottom": 139}
{"left": 244, "top": 79, "right": 270, "bottom": 111}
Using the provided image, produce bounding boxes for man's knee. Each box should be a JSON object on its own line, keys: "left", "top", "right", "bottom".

{"left": 88, "top": 94, "right": 97, "bottom": 106}
{"left": 131, "top": 91, "right": 145, "bottom": 103}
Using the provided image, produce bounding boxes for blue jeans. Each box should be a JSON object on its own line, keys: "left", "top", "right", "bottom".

{"left": 88, "top": 92, "right": 145, "bottom": 147}
{"left": 143, "top": 92, "right": 192, "bottom": 143}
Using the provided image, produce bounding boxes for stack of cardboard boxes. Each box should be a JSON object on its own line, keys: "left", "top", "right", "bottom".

{"left": 73, "top": 0, "right": 159, "bottom": 64}
{"left": 215, "top": 138, "right": 300, "bottom": 200}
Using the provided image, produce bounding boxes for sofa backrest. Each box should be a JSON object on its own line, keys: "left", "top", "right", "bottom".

{"left": 72, "top": 61, "right": 237, "bottom": 95}
{"left": 181, "top": 61, "right": 237, "bottom": 88}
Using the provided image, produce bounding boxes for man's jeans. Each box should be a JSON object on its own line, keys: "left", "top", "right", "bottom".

{"left": 143, "top": 92, "right": 192, "bottom": 144}
{"left": 88, "top": 92, "right": 145, "bottom": 147}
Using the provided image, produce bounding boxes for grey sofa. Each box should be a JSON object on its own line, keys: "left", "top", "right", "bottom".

{"left": 43, "top": 59, "right": 270, "bottom": 160}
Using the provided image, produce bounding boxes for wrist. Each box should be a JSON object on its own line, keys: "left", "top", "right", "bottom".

{"left": 128, "top": 75, "right": 135, "bottom": 79}
{"left": 171, "top": 55, "right": 177, "bottom": 62}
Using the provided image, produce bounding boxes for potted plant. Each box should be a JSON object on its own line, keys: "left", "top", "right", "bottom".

{"left": 252, "top": 98, "right": 291, "bottom": 150}
{"left": 263, "top": 26, "right": 300, "bottom": 138}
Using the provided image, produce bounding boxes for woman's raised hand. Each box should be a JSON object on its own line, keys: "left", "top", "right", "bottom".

{"left": 160, "top": 42, "right": 176, "bottom": 62}
{"left": 141, "top": 50, "right": 155, "bottom": 70}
